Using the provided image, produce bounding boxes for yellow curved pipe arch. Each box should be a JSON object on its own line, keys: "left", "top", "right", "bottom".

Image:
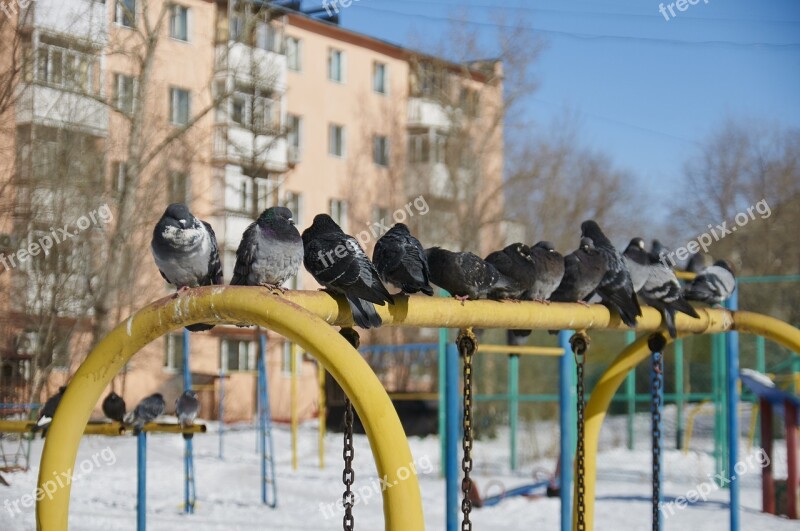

{"left": 36, "top": 287, "right": 424, "bottom": 531}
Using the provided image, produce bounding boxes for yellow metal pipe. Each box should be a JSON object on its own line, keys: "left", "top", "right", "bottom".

{"left": 37, "top": 288, "right": 424, "bottom": 531}
{"left": 0, "top": 421, "right": 126, "bottom": 436}
{"left": 478, "top": 344, "right": 564, "bottom": 356}
{"left": 318, "top": 362, "right": 326, "bottom": 470}
{"left": 291, "top": 341, "right": 298, "bottom": 471}
{"left": 675, "top": 271, "right": 697, "bottom": 281}
{"left": 139, "top": 423, "right": 207, "bottom": 434}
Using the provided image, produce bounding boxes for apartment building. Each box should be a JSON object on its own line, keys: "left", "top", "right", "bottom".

{"left": 0, "top": 0, "right": 504, "bottom": 425}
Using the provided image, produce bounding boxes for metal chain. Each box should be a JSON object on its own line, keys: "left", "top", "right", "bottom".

{"left": 339, "top": 328, "right": 360, "bottom": 531}
{"left": 342, "top": 398, "right": 355, "bottom": 531}
{"left": 457, "top": 329, "right": 478, "bottom": 531}
{"left": 648, "top": 333, "right": 666, "bottom": 531}
{"left": 570, "top": 331, "right": 590, "bottom": 531}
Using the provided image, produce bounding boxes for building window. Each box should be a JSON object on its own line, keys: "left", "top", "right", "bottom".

{"left": 170, "top": 87, "right": 190, "bottom": 126}
{"left": 329, "top": 199, "right": 348, "bottom": 232}
{"left": 327, "top": 48, "right": 344, "bottom": 83}
{"left": 169, "top": 4, "right": 190, "bottom": 42}
{"left": 433, "top": 131, "right": 447, "bottom": 163}
{"left": 255, "top": 21, "right": 278, "bottom": 52}
{"left": 164, "top": 334, "right": 184, "bottom": 371}
{"left": 256, "top": 178, "right": 280, "bottom": 211}
{"left": 230, "top": 87, "right": 276, "bottom": 131}
{"left": 114, "top": 74, "right": 135, "bottom": 114}
{"left": 373, "top": 62, "right": 387, "bottom": 94}
{"left": 115, "top": 0, "right": 136, "bottom": 28}
{"left": 281, "top": 342, "right": 301, "bottom": 375}
{"left": 111, "top": 161, "right": 126, "bottom": 193}
{"left": 169, "top": 172, "right": 189, "bottom": 203}
{"left": 460, "top": 88, "right": 480, "bottom": 117}
{"left": 36, "top": 42, "right": 100, "bottom": 95}
{"left": 373, "top": 206, "right": 389, "bottom": 232}
{"left": 231, "top": 93, "right": 245, "bottom": 125}
{"left": 283, "top": 191, "right": 302, "bottom": 225}
{"left": 328, "top": 124, "right": 345, "bottom": 158}
{"left": 221, "top": 339, "right": 254, "bottom": 372}
{"left": 239, "top": 178, "right": 252, "bottom": 213}
{"left": 408, "top": 132, "right": 430, "bottom": 164}
{"left": 286, "top": 37, "right": 302, "bottom": 71}
{"left": 287, "top": 114, "right": 302, "bottom": 162}
{"left": 373, "top": 135, "right": 389, "bottom": 167}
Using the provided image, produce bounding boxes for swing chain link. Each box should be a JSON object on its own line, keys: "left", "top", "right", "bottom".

{"left": 457, "top": 329, "right": 478, "bottom": 531}
{"left": 570, "top": 331, "right": 591, "bottom": 531}
{"left": 649, "top": 333, "right": 667, "bottom": 531}
{"left": 339, "top": 328, "right": 361, "bottom": 531}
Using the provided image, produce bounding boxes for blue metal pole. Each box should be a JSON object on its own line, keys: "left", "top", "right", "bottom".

{"left": 508, "top": 354, "right": 519, "bottom": 471}
{"left": 137, "top": 431, "right": 147, "bottom": 531}
{"left": 181, "top": 329, "right": 195, "bottom": 514}
{"left": 625, "top": 330, "right": 636, "bottom": 451}
{"left": 259, "top": 332, "right": 267, "bottom": 505}
{"left": 725, "top": 288, "right": 741, "bottom": 531}
{"left": 438, "top": 324, "right": 448, "bottom": 478}
{"left": 651, "top": 350, "right": 664, "bottom": 530}
{"left": 557, "top": 330, "right": 573, "bottom": 531}
{"left": 218, "top": 365, "right": 225, "bottom": 460}
{"left": 444, "top": 342, "right": 459, "bottom": 531}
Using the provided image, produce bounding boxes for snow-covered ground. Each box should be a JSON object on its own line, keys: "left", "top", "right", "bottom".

{"left": 1, "top": 414, "right": 795, "bottom": 530}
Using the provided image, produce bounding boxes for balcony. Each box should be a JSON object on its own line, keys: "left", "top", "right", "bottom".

{"left": 407, "top": 98, "right": 451, "bottom": 130}
{"left": 215, "top": 43, "right": 287, "bottom": 91}
{"left": 212, "top": 125, "right": 288, "bottom": 172}
{"left": 20, "top": 0, "right": 107, "bottom": 43}
{"left": 16, "top": 84, "right": 108, "bottom": 135}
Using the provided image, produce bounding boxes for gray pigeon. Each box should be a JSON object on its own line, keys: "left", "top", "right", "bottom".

{"left": 683, "top": 260, "right": 736, "bottom": 306}
{"left": 372, "top": 223, "right": 433, "bottom": 296}
{"left": 550, "top": 238, "right": 606, "bottom": 304}
{"left": 426, "top": 247, "right": 513, "bottom": 302}
{"left": 580, "top": 220, "right": 642, "bottom": 327}
{"left": 528, "top": 241, "right": 566, "bottom": 301}
{"left": 484, "top": 243, "right": 533, "bottom": 300}
{"left": 175, "top": 390, "right": 200, "bottom": 440}
{"left": 33, "top": 386, "right": 66, "bottom": 439}
{"left": 638, "top": 261, "right": 700, "bottom": 338}
{"left": 685, "top": 252, "right": 712, "bottom": 275}
{"left": 623, "top": 238, "right": 651, "bottom": 293}
{"left": 102, "top": 391, "right": 126, "bottom": 423}
{"left": 125, "top": 393, "right": 166, "bottom": 435}
{"left": 230, "top": 206, "right": 303, "bottom": 290}
{"left": 649, "top": 239, "right": 670, "bottom": 263}
{"left": 302, "top": 214, "right": 394, "bottom": 329}
{"left": 151, "top": 203, "right": 223, "bottom": 332}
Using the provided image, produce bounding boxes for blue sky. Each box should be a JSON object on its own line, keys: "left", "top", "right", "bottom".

{"left": 308, "top": 0, "right": 800, "bottom": 220}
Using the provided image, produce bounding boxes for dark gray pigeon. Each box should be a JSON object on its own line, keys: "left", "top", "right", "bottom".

{"left": 649, "top": 239, "right": 670, "bottom": 263}
{"left": 125, "top": 393, "right": 166, "bottom": 435}
{"left": 175, "top": 390, "right": 200, "bottom": 440}
{"left": 426, "top": 247, "right": 513, "bottom": 302}
{"left": 151, "top": 203, "right": 223, "bottom": 332}
{"left": 580, "top": 220, "right": 642, "bottom": 327}
{"left": 372, "top": 223, "right": 433, "bottom": 296}
{"left": 638, "top": 260, "right": 701, "bottom": 338}
{"left": 484, "top": 243, "right": 533, "bottom": 300}
{"left": 528, "top": 241, "right": 566, "bottom": 301}
{"left": 102, "top": 391, "right": 126, "bottom": 423}
{"left": 231, "top": 206, "right": 303, "bottom": 290}
{"left": 622, "top": 238, "right": 651, "bottom": 293}
{"left": 685, "top": 252, "right": 712, "bottom": 275}
{"left": 302, "top": 214, "right": 394, "bottom": 329}
{"left": 550, "top": 238, "right": 606, "bottom": 304}
{"left": 33, "top": 386, "right": 66, "bottom": 439}
{"left": 683, "top": 260, "right": 736, "bottom": 306}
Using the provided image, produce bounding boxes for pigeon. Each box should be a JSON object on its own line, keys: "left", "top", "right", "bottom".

{"left": 527, "top": 241, "right": 566, "bottom": 301}
{"left": 102, "top": 391, "right": 126, "bottom": 423}
{"left": 426, "top": 247, "right": 513, "bottom": 302}
{"left": 550, "top": 238, "right": 606, "bottom": 304}
{"left": 33, "top": 386, "right": 66, "bottom": 438}
{"left": 638, "top": 261, "right": 701, "bottom": 338}
{"left": 683, "top": 260, "right": 736, "bottom": 306}
{"left": 230, "top": 206, "right": 303, "bottom": 290}
{"left": 649, "top": 239, "right": 670, "bottom": 263}
{"left": 685, "top": 252, "right": 712, "bottom": 275}
{"left": 483, "top": 243, "right": 533, "bottom": 300}
{"left": 372, "top": 223, "right": 433, "bottom": 296}
{"left": 579, "top": 220, "right": 642, "bottom": 327}
{"left": 151, "top": 203, "right": 223, "bottom": 332}
{"left": 175, "top": 390, "right": 200, "bottom": 440}
{"left": 302, "top": 214, "right": 394, "bottom": 329}
{"left": 622, "top": 238, "right": 651, "bottom": 293}
{"left": 125, "top": 393, "right": 166, "bottom": 435}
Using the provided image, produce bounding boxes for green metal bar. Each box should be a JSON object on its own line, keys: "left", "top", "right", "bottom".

{"left": 675, "top": 340, "right": 684, "bottom": 450}
{"left": 473, "top": 392, "right": 714, "bottom": 403}
{"left": 736, "top": 274, "right": 800, "bottom": 284}
{"left": 625, "top": 330, "right": 636, "bottom": 450}
{"left": 509, "top": 354, "right": 520, "bottom": 471}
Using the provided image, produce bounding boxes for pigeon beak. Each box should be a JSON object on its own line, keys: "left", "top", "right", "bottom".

{"left": 179, "top": 219, "right": 186, "bottom": 227}
{"left": 288, "top": 218, "right": 294, "bottom": 225}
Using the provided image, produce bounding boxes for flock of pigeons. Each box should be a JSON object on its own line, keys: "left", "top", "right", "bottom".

{"left": 35, "top": 388, "right": 200, "bottom": 439}
{"left": 150, "top": 203, "right": 736, "bottom": 336}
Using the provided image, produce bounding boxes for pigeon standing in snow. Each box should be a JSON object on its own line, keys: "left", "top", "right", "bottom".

{"left": 372, "top": 223, "right": 433, "bottom": 296}
{"left": 102, "top": 391, "right": 126, "bottom": 422}
{"left": 33, "top": 386, "right": 66, "bottom": 438}
{"left": 550, "top": 238, "right": 606, "bottom": 304}
{"left": 230, "top": 206, "right": 303, "bottom": 290}
{"left": 579, "top": 221, "right": 642, "bottom": 327}
{"left": 175, "top": 390, "right": 200, "bottom": 440}
{"left": 484, "top": 243, "right": 533, "bottom": 300}
{"left": 623, "top": 238, "right": 652, "bottom": 293}
{"left": 302, "top": 214, "right": 394, "bottom": 329}
{"left": 151, "top": 203, "right": 223, "bottom": 332}
{"left": 125, "top": 393, "right": 166, "bottom": 435}
{"left": 426, "top": 247, "right": 514, "bottom": 302}
{"left": 683, "top": 260, "right": 736, "bottom": 306}
{"left": 639, "top": 262, "right": 701, "bottom": 338}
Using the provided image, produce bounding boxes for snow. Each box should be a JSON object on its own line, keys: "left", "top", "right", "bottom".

{"left": 1, "top": 417, "right": 796, "bottom": 530}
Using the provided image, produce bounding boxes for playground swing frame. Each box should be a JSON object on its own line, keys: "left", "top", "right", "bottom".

{"left": 34, "top": 286, "right": 800, "bottom": 531}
